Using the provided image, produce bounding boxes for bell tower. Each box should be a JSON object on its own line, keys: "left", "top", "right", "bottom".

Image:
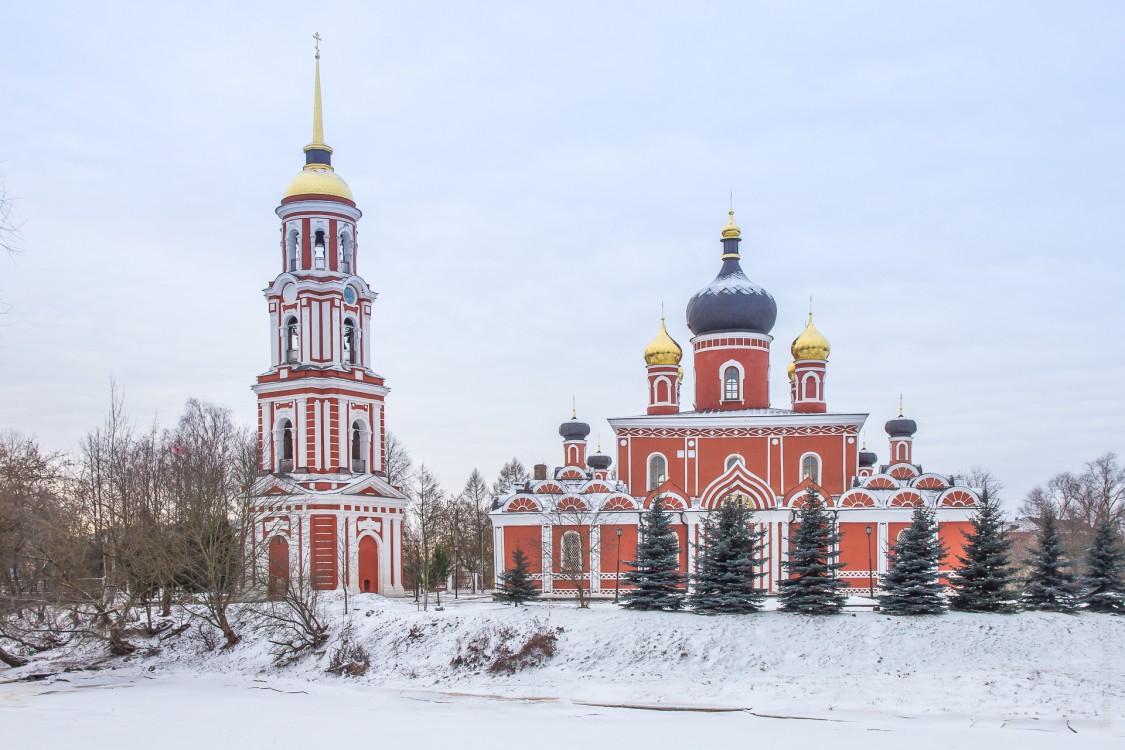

{"left": 250, "top": 38, "right": 407, "bottom": 597}
{"left": 253, "top": 40, "right": 385, "bottom": 476}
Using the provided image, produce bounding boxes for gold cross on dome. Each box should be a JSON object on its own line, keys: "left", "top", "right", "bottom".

{"left": 313, "top": 32, "right": 322, "bottom": 58}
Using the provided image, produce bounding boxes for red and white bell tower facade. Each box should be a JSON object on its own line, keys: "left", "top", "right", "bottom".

{"left": 251, "top": 44, "right": 407, "bottom": 597}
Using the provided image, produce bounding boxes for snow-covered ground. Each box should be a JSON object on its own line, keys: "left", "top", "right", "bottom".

{"left": 3, "top": 594, "right": 1123, "bottom": 747}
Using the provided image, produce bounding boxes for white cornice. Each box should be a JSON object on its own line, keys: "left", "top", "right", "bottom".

{"left": 252, "top": 377, "right": 390, "bottom": 398}
{"left": 608, "top": 411, "right": 868, "bottom": 430}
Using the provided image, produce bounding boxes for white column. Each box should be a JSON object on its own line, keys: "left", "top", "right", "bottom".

{"left": 269, "top": 308, "right": 280, "bottom": 365}
{"left": 493, "top": 526, "right": 504, "bottom": 588}
{"left": 877, "top": 522, "right": 889, "bottom": 576}
{"left": 589, "top": 526, "right": 601, "bottom": 593}
{"left": 296, "top": 397, "right": 307, "bottom": 470}
{"left": 541, "top": 525, "right": 553, "bottom": 593}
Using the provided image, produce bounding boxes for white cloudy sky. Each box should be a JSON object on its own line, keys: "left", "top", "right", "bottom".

{"left": 2, "top": 2, "right": 1123, "bottom": 504}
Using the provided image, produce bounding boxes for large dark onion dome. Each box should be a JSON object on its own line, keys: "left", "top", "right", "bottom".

{"left": 885, "top": 398, "right": 918, "bottom": 438}
{"left": 685, "top": 209, "right": 778, "bottom": 336}
{"left": 559, "top": 410, "right": 591, "bottom": 441}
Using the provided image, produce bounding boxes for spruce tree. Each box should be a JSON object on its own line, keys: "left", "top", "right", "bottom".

{"left": 1022, "top": 506, "right": 1080, "bottom": 613}
{"left": 779, "top": 488, "right": 847, "bottom": 614}
{"left": 690, "top": 498, "right": 768, "bottom": 614}
{"left": 622, "top": 495, "right": 685, "bottom": 610}
{"left": 495, "top": 546, "right": 540, "bottom": 606}
{"left": 880, "top": 507, "right": 947, "bottom": 615}
{"left": 949, "top": 491, "right": 1017, "bottom": 612}
{"left": 1081, "top": 516, "right": 1125, "bottom": 614}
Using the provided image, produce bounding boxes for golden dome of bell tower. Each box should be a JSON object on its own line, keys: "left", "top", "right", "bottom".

{"left": 643, "top": 314, "right": 683, "bottom": 366}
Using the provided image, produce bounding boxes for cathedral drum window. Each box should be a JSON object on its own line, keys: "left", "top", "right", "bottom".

{"left": 723, "top": 366, "right": 741, "bottom": 401}
{"left": 801, "top": 453, "right": 821, "bottom": 485}
{"left": 648, "top": 454, "right": 667, "bottom": 490}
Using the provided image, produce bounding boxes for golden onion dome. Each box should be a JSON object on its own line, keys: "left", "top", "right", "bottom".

{"left": 791, "top": 313, "right": 831, "bottom": 361}
{"left": 787, "top": 360, "right": 796, "bottom": 382}
{"left": 721, "top": 208, "right": 741, "bottom": 239}
{"left": 644, "top": 317, "right": 683, "bottom": 366}
{"left": 283, "top": 166, "right": 354, "bottom": 201}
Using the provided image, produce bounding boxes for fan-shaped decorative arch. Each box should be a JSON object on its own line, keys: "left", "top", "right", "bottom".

{"left": 602, "top": 494, "right": 638, "bottom": 511}
{"left": 889, "top": 489, "right": 925, "bottom": 507}
{"left": 888, "top": 463, "right": 920, "bottom": 480}
{"left": 506, "top": 496, "right": 541, "bottom": 513}
{"left": 938, "top": 488, "right": 978, "bottom": 507}
{"left": 536, "top": 482, "right": 564, "bottom": 495}
{"left": 913, "top": 474, "right": 950, "bottom": 490}
{"left": 583, "top": 481, "right": 614, "bottom": 495}
{"left": 863, "top": 475, "right": 898, "bottom": 490}
{"left": 839, "top": 490, "right": 877, "bottom": 508}
{"left": 556, "top": 496, "right": 589, "bottom": 512}
{"left": 699, "top": 463, "right": 776, "bottom": 510}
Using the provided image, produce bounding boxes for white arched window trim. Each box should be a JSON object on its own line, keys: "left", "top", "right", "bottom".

{"left": 724, "top": 454, "right": 745, "bottom": 472}
{"left": 896, "top": 441, "right": 908, "bottom": 460}
{"left": 719, "top": 359, "right": 744, "bottom": 403}
{"left": 286, "top": 226, "right": 300, "bottom": 272}
{"left": 800, "top": 371, "right": 821, "bottom": 401}
{"left": 799, "top": 451, "right": 821, "bottom": 485}
{"left": 273, "top": 415, "right": 296, "bottom": 472}
{"left": 339, "top": 226, "right": 355, "bottom": 274}
{"left": 647, "top": 453, "right": 668, "bottom": 491}
{"left": 350, "top": 417, "right": 372, "bottom": 473}
{"left": 652, "top": 375, "right": 674, "bottom": 405}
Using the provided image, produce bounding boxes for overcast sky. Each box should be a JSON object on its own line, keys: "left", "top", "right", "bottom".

{"left": 2, "top": 2, "right": 1123, "bottom": 504}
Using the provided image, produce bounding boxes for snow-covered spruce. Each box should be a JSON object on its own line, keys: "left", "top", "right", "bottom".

{"left": 879, "top": 507, "right": 947, "bottom": 616}
{"left": 1081, "top": 516, "right": 1125, "bottom": 614}
{"left": 621, "top": 495, "right": 684, "bottom": 611}
{"left": 778, "top": 488, "right": 847, "bottom": 614}
{"left": 949, "top": 491, "right": 1017, "bottom": 613}
{"left": 1021, "top": 506, "right": 1080, "bottom": 613}
{"left": 689, "top": 498, "right": 768, "bottom": 614}
{"left": 495, "top": 546, "right": 540, "bottom": 606}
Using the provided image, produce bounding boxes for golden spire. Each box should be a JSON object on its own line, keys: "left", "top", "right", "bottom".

{"left": 572, "top": 395, "right": 577, "bottom": 419}
{"left": 899, "top": 393, "right": 904, "bottom": 417}
{"left": 310, "top": 32, "right": 326, "bottom": 149}
{"left": 644, "top": 313, "right": 683, "bottom": 366}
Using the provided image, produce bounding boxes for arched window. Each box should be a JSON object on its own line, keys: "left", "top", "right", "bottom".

{"left": 725, "top": 454, "right": 744, "bottom": 472}
{"left": 278, "top": 419, "right": 294, "bottom": 472}
{"left": 803, "top": 374, "right": 818, "bottom": 400}
{"left": 561, "top": 531, "right": 582, "bottom": 571}
{"left": 343, "top": 318, "right": 357, "bottom": 365}
{"left": 313, "top": 229, "right": 326, "bottom": 270}
{"left": 648, "top": 454, "right": 667, "bottom": 491}
{"left": 286, "top": 229, "right": 299, "bottom": 272}
{"left": 801, "top": 453, "right": 820, "bottom": 485}
{"left": 723, "top": 366, "right": 740, "bottom": 401}
{"left": 350, "top": 420, "right": 369, "bottom": 473}
{"left": 340, "top": 230, "right": 354, "bottom": 274}
{"left": 285, "top": 316, "right": 299, "bottom": 363}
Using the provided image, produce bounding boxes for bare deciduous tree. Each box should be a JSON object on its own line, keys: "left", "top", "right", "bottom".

{"left": 383, "top": 431, "right": 413, "bottom": 489}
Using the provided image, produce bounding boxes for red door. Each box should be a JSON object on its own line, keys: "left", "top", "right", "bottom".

{"left": 268, "top": 536, "right": 289, "bottom": 600}
{"left": 358, "top": 535, "right": 379, "bottom": 594}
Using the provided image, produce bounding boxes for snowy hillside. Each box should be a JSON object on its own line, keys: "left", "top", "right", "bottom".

{"left": 7, "top": 594, "right": 1123, "bottom": 722}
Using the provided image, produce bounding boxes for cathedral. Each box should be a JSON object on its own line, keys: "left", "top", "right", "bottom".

{"left": 489, "top": 210, "right": 983, "bottom": 596}
{"left": 249, "top": 45, "right": 407, "bottom": 597}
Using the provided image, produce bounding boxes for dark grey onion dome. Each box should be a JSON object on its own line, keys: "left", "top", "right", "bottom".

{"left": 885, "top": 415, "right": 918, "bottom": 438}
{"left": 559, "top": 417, "right": 590, "bottom": 441}
{"left": 587, "top": 451, "right": 612, "bottom": 471}
{"left": 685, "top": 233, "right": 777, "bottom": 336}
{"left": 858, "top": 447, "right": 878, "bottom": 467}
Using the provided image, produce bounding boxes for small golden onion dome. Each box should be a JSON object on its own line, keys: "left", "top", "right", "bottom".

{"left": 787, "top": 360, "right": 796, "bottom": 382}
{"left": 644, "top": 317, "right": 683, "bottom": 366}
{"left": 791, "top": 313, "right": 831, "bottom": 361}
{"left": 721, "top": 208, "right": 741, "bottom": 239}
{"left": 283, "top": 166, "right": 354, "bottom": 201}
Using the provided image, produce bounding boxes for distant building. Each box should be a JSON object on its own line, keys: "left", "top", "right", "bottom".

{"left": 490, "top": 210, "right": 981, "bottom": 596}
{"left": 250, "top": 46, "right": 407, "bottom": 597}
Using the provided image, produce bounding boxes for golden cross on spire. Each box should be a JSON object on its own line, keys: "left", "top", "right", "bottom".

{"left": 571, "top": 395, "right": 577, "bottom": 419}
{"left": 660, "top": 300, "right": 665, "bottom": 321}
{"left": 809, "top": 295, "right": 814, "bottom": 319}
{"left": 313, "top": 31, "right": 322, "bottom": 59}
{"left": 899, "top": 393, "right": 904, "bottom": 416}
